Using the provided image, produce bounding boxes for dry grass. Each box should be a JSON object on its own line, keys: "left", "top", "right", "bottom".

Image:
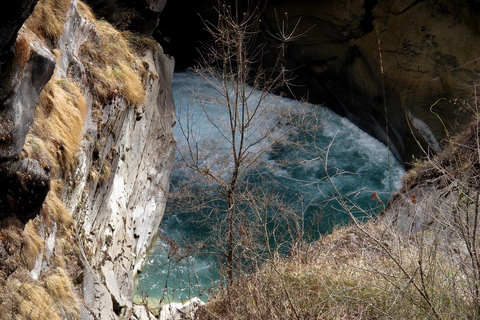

{"left": 18, "top": 283, "right": 62, "bottom": 320}
{"left": 123, "top": 31, "right": 159, "bottom": 53}
{"left": 21, "top": 76, "right": 87, "bottom": 178}
{"left": 12, "top": 7, "right": 90, "bottom": 317}
{"left": 199, "top": 220, "right": 474, "bottom": 320}
{"left": 16, "top": 68, "right": 86, "bottom": 320}
{"left": 79, "top": 19, "right": 146, "bottom": 107}
{"left": 13, "top": 33, "right": 32, "bottom": 68}
{"left": 100, "top": 160, "right": 112, "bottom": 183}
{"left": 44, "top": 267, "right": 80, "bottom": 316}
{"left": 89, "top": 168, "right": 99, "bottom": 183}
{"left": 24, "top": 0, "right": 71, "bottom": 44}
{"left": 77, "top": 0, "right": 96, "bottom": 21}
{"left": 43, "top": 187, "right": 72, "bottom": 235}
{"left": 20, "top": 221, "right": 44, "bottom": 270}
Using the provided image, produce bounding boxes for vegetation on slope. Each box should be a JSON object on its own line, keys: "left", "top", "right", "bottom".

{"left": 79, "top": 19, "right": 147, "bottom": 109}
{"left": 198, "top": 110, "right": 480, "bottom": 319}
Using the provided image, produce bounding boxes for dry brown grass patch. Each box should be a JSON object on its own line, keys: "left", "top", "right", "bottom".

{"left": 79, "top": 20, "right": 146, "bottom": 107}
{"left": 25, "top": 0, "right": 71, "bottom": 44}
{"left": 13, "top": 33, "right": 32, "bottom": 68}
{"left": 22, "top": 77, "right": 87, "bottom": 178}
{"left": 44, "top": 267, "right": 80, "bottom": 316}
{"left": 199, "top": 221, "right": 469, "bottom": 319}
{"left": 20, "top": 221, "right": 44, "bottom": 270}
{"left": 43, "top": 190, "right": 72, "bottom": 235}
{"left": 17, "top": 283, "right": 62, "bottom": 320}
{"left": 77, "top": 0, "right": 96, "bottom": 21}
{"left": 123, "top": 31, "right": 159, "bottom": 53}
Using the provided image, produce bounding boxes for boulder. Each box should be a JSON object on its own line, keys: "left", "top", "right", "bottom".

{"left": 158, "top": 298, "right": 205, "bottom": 320}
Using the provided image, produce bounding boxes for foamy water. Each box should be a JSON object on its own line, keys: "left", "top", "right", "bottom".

{"left": 135, "top": 70, "right": 405, "bottom": 303}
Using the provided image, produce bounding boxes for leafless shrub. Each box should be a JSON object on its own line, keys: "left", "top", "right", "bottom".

{"left": 170, "top": 0, "right": 316, "bottom": 290}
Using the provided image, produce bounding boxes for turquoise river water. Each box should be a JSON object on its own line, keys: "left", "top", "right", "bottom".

{"left": 134, "top": 71, "right": 405, "bottom": 304}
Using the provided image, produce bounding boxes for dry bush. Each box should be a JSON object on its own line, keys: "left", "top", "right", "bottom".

{"left": 199, "top": 223, "right": 402, "bottom": 319}
{"left": 204, "top": 198, "right": 480, "bottom": 320}
{"left": 199, "top": 219, "right": 474, "bottom": 319}
{"left": 193, "top": 113, "right": 480, "bottom": 320}
{"left": 79, "top": 19, "right": 146, "bottom": 107}
{"left": 24, "top": 0, "right": 71, "bottom": 44}
{"left": 198, "top": 114, "right": 480, "bottom": 319}
{"left": 111, "top": 7, "right": 138, "bottom": 30}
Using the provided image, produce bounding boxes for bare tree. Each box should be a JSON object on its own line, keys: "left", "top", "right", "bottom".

{"left": 172, "top": 0, "right": 312, "bottom": 286}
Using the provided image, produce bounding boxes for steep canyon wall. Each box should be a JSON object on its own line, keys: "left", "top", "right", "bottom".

{"left": 0, "top": 0, "right": 175, "bottom": 319}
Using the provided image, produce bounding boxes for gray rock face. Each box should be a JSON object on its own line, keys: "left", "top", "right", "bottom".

{"left": 0, "top": 0, "right": 56, "bottom": 161}
{"left": 0, "top": 41, "right": 56, "bottom": 160}
{"left": 47, "top": 2, "right": 176, "bottom": 318}
{"left": 83, "top": 265, "right": 116, "bottom": 320}
{"left": 0, "top": 0, "right": 175, "bottom": 318}
{"left": 158, "top": 298, "right": 205, "bottom": 320}
{"left": 260, "top": 0, "right": 480, "bottom": 163}
{"left": 0, "top": 0, "right": 49, "bottom": 162}
{"left": 0, "top": 0, "right": 55, "bottom": 223}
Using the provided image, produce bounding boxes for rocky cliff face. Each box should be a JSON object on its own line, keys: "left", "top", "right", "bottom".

{"left": 157, "top": 0, "right": 480, "bottom": 164}
{"left": 262, "top": 0, "right": 480, "bottom": 164}
{"left": 0, "top": 0, "right": 175, "bottom": 319}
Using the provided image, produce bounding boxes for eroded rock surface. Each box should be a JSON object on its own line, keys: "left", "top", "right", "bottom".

{"left": 0, "top": 40, "right": 56, "bottom": 160}
{"left": 0, "top": 0, "right": 175, "bottom": 319}
{"left": 61, "top": 3, "right": 175, "bottom": 318}
{"left": 262, "top": 0, "right": 480, "bottom": 163}
{"left": 0, "top": 0, "right": 55, "bottom": 221}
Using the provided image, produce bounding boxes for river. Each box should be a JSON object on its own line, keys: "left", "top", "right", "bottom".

{"left": 134, "top": 70, "right": 405, "bottom": 305}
